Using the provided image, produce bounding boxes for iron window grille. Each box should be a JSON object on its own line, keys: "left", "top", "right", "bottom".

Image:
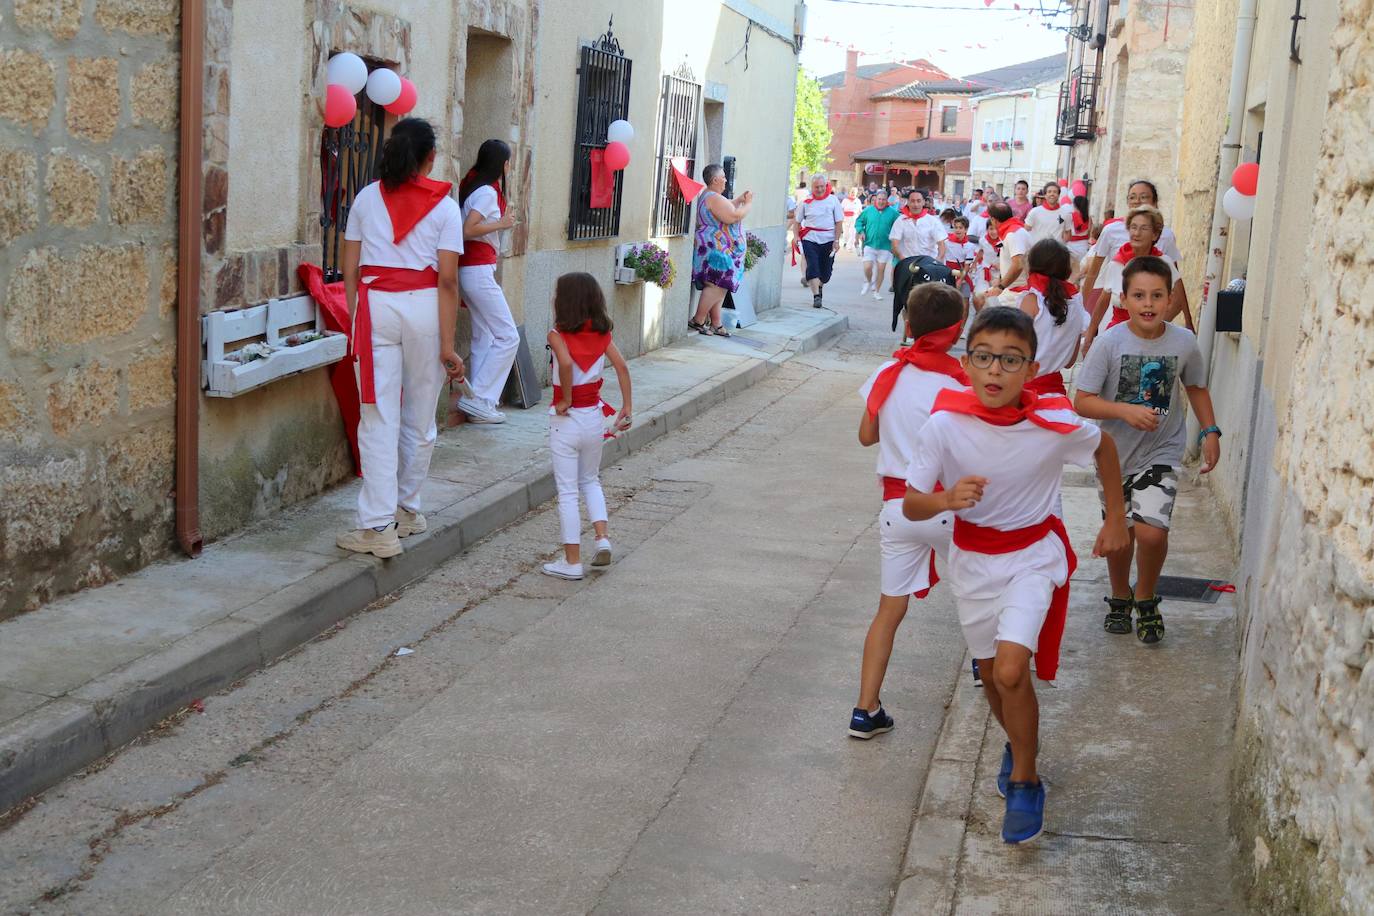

{"left": 653, "top": 65, "right": 701, "bottom": 237}
{"left": 1054, "top": 64, "right": 1100, "bottom": 146}
{"left": 321, "top": 85, "right": 387, "bottom": 281}
{"left": 567, "top": 20, "right": 633, "bottom": 241}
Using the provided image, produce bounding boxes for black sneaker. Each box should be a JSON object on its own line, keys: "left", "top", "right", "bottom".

{"left": 847, "top": 705, "right": 894, "bottom": 739}
{"left": 971, "top": 658, "right": 983, "bottom": 687}
{"left": 812, "top": 293, "right": 823, "bottom": 308}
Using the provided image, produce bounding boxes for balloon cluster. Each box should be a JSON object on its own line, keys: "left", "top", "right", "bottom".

{"left": 604, "top": 120, "right": 633, "bottom": 171}
{"left": 1223, "top": 162, "right": 1258, "bottom": 221}
{"left": 323, "top": 52, "right": 417, "bottom": 128}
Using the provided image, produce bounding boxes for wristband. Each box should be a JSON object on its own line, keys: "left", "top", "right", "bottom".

{"left": 1197, "top": 425, "right": 1221, "bottom": 444}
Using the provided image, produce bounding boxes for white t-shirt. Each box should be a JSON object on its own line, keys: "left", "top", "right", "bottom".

{"left": 344, "top": 181, "right": 464, "bottom": 269}
{"left": 974, "top": 236, "right": 1001, "bottom": 290}
{"left": 889, "top": 211, "right": 946, "bottom": 260}
{"left": 944, "top": 237, "right": 978, "bottom": 265}
{"left": 1093, "top": 220, "right": 1182, "bottom": 265}
{"left": 1018, "top": 287, "right": 1087, "bottom": 376}
{"left": 794, "top": 194, "right": 847, "bottom": 244}
{"left": 905, "top": 409, "right": 1101, "bottom": 598}
{"left": 1026, "top": 204, "right": 1072, "bottom": 244}
{"left": 998, "top": 226, "right": 1032, "bottom": 284}
{"left": 461, "top": 184, "right": 503, "bottom": 255}
{"left": 858, "top": 363, "right": 966, "bottom": 480}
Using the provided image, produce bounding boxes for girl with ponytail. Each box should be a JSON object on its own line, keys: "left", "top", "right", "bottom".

{"left": 1015, "top": 239, "right": 1086, "bottom": 396}
{"left": 336, "top": 117, "right": 466, "bottom": 559}
{"left": 453, "top": 138, "right": 519, "bottom": 423}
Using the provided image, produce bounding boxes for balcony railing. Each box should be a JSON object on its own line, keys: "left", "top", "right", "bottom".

{"left": 1054, "top": 64, "right": 1100, "bottom": 146}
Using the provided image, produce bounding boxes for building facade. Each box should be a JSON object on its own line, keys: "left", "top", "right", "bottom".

{"left": 0, "top": 0, "right": 802, "bottom": 619}
{"left": 967, "top": 55, "right": 1065, "bottom": 197}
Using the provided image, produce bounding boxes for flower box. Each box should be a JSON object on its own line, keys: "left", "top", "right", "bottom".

{"left": 613, "top": 244, "right": 638, "bottom": 284}
{"left": 202, "top": 294, "right": 348, "bottom": 398}
{"left": 980, "top": 143, "right": 990, "bottom": 150}
{"left": 1013, "top": 140, "right": 1025, "bottom": 149}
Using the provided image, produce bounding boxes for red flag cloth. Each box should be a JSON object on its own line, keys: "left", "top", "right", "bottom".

{"left": 298, "top": 262, "right": 361, "bottom": 476}
{"left": 953, "top": 516, "right": 1075, "bottom": 681}
{"left": 354, "top": 266, "right": 439, "bottom": 404}
{"left": 670, "top": 157, "right": 705, "bottom": 201}
{"left": 930, "top": 388, "right": 1079, "bottom": 435}
{"left": 380, "top": 177, "right": 453, "bottom": 243}
{"left": 864, "top": 319, "right": 968, "bottom": 418}
{"left": 589, "top": 149, "right": 614, "bottom": 209}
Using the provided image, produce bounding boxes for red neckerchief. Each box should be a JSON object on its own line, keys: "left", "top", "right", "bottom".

{"left": 1101, "top": 217, "right": 1123, "bottom": 228}
{"left": 1113, "top": 242, "right": 1162, "bottom": 265}
{"left": 558, "top": 322, "right": 612, "bottom": 372}
{"left": 1010, "top": 272, "right": 1080, "bottom": 298}
{"left": 930, "top": 388, "right": 1079, "bottom": 434}
{"left": 806, "top": 186, "right": 832, "bottom": 202}
{"left": 1041, "top": 200, "right": 1062, "bottom": 211}
{"left": 865, "top": 319, "right": 969, "bottom": 418}
{"left": 997, "top": 217, "right": 1026, "bottom": 237}
{"left": 380, "top": 176, "right": 453, "bottom": 243}
{"left": 947, "top": 233, "right": 969, "bottom": 244}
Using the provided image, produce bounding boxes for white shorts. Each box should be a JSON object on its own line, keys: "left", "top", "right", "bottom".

{"left": 956, "top": 574, "right": 1055, "bottom": 660}
{"left": 862, "top": 248, "right": 893, "bottom": 265}
{"left": 879, "top": 500, "right": 952, "bottom": 597}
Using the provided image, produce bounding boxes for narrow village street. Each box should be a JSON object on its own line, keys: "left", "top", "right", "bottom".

{"left": 0, "top": 256, "right": 1243, "bottom": 914}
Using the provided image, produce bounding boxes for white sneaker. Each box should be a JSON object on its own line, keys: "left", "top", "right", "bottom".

{"left": 591, "top": 538, "right": 613, "bottom": 567}
{"left": 457, "top": 397, "right": 506, "bottom": 424}
{"left": 395, "top": 508, "right": 427, "bottom": 538}
{"left": 542, "top": 559, "right": 584, "bottom": 580}
{"left": 859, "top": 281, "right": 871, "bottom": 296}
{"left": 337, "top": 524, "right": 402, "bottom": 558}
{"left": 872, "top": 290, "right": 882, "bottom": 301}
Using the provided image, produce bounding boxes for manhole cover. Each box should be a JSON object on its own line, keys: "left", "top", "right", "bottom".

{"left": 1153, "top": 575, "right": 1228, "bottom": 603}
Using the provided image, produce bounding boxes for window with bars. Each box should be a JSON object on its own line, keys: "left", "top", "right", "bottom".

{"left": 320, "top": 73, "right": 387, "bottom": 282}
{"left": 653, "top": 67, "right": 701, "bottom": 237}
{"left": 567, "top": 21, "right": 632, "bottom": 241}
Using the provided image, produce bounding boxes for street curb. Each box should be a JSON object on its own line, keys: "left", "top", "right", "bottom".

{"left": 0, "top": 312, "right": 848, "bottom": 815}
{"left": 892, "top": 651, "right": 989, "bottom": 915}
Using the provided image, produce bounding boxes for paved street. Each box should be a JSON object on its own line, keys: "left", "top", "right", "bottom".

{"left": 0, "top": 253, "right": 1243, "bottom": 914}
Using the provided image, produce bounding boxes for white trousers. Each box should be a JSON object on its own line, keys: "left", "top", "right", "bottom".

{"left": 549, "top": 408, "right": 608, "bottom": 545}
{"left": 459, "top": 264, "right": 519, "bottom": 408}
{"left": 354, "top": 287, "right": 446, "bottom": 530}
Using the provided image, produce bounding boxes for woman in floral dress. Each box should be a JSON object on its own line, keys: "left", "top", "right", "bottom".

{"left": 688, "top": 163, "right": 752, "bottom": 337}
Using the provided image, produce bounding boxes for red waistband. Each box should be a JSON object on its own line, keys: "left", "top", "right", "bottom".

{"left": 881, "top": 476, "right": 907, "bottom": 501}
{"left": 554, "top": 379, "right": 604, "bottom": 409}
{"left": 459, "top": 240, "right": 498, "bottom": 267}
{"left": 354, "top": 266, "right": 439, "bottom": 404}
{"left": 1025, "top": 372, "right": 1067, "bottom": 396}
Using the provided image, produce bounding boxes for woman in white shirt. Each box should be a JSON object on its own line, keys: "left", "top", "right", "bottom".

{"left": 455, "top": 139, "right": 519, "bottom": 424}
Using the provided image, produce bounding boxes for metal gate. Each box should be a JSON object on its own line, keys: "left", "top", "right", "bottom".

{"left": 653, "top": 66, "right": 701, "bottom": 237}
{"left": 567, "top": 21, "right": 632, "bottom": 241}
{"left": 320, "top": 96, "right": 386, "bottom": 281}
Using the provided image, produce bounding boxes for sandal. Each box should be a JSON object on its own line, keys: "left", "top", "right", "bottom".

{"left": 1134, "top": 596, "right": 1165, "bottom": 644}
{"left": 1103, "top": 596, "right": 1133, "bottom": 635}
{"left": 688, "top": 318, "right": 710, "bottom": 335}
{"left": 711, "top": 325, "right": 731, "bottom": 337}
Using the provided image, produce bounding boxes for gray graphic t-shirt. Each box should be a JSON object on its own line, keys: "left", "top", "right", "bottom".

{"left": 1076, "top": 322, "right": 1205, "bottom": 475}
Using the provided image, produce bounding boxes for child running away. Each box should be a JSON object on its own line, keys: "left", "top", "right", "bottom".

{"left": 903, "top": 307, "right": 1130, "bottom": 844}
{"left": 850, "top": 284, "right": 969, "bottom": 739}
{"left": 1074, "top": 256, "right": 1221, "bottom": 643}
{"left": 541, "top": 273, "right": 633, "bottom": 581}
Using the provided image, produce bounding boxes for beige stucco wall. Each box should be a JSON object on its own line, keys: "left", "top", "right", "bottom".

{"left": 969, "top": 84, "right": 1059, "bottom": 192}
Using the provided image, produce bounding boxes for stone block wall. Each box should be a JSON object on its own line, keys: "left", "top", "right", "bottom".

{"left": 0, "top": 0, "right": 180, "bottom": 619}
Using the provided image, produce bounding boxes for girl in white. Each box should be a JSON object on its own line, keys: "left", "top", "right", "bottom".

{"left": 338, "top": 118, "right": 465, "bottom": 559}
{"left": 1013, "top": 239, "right": 1086, "bottom": 396}
{"left": 456, "top": 139, "right": 519, "bottom": 424}
{"left": 542, "top": 273, "right": 634, "bottom": 581}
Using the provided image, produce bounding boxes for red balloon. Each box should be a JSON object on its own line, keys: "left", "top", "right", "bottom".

{"left": 385, "top": 77, "right": 417, "bottom": 116}
{"left": 1057, "top": 178, "right": 1069, "bottom": 187}
{"left": 324, "top": 83, "right": 357, "bottom": 127}
{"left": 1232, "top": 161, "right": 1259, "bottom": 196}
{"left": 1070, "top": 180, "right": 1087, "bottom": 198}
{"left": 604, "top": 140, "right": 631, "bottom": 171}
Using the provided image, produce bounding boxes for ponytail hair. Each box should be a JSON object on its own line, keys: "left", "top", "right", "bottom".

{"left": 1027, "top": 239, "right": 1072, "bottom": 326}
{"left": 459, "top": 138, "right": 511, "bottom": 205}
{"left": 1073, "top": 191, "right": 1090, "bottom": 226}
{"left": 379, "top": 118, "right": 437, "bottom": 190}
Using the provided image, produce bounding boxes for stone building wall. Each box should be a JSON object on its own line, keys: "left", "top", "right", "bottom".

{"left": 0, "top": 0, "right": 180, "bottom": 619}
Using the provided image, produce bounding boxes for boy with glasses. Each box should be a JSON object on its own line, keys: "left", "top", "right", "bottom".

{"left": 903, "top": 307, "right": 1129, "bottom": 843}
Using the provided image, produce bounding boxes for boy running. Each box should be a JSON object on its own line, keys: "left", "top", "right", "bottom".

{"left": 1074, "top": 257, "right": 1221, "bottom": 643}
{"left": 851, "top": 284, "right": 969, "bottom": 739}
{"left": 904, "top": 307, "right": 1129, "bottom": 843}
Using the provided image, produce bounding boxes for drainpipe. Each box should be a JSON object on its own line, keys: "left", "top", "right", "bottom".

{"left": 175, "top": 0, "right": 205, "bottom": 557}
{"left": 1188, "top": 0, "right": 1258, "bottom": 453}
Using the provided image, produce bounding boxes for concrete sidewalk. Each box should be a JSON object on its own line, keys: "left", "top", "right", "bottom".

{"left": 893, "top": 470, "right": 1245, "bottom": 913}
{"left": 0, "top": 303, "right": 845, "bottom": 814}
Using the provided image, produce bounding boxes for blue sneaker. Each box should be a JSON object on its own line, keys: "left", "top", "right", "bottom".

{"left": 1002, "top": 780, "right": 1046, "bottom": 844}
{"left": 996, "top": 742, "right": 1012, "bottom": 798}
{"left": 848, "top": 706, "right": 894, "bottom": 739}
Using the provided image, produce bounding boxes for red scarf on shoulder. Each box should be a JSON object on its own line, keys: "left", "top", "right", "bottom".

{"left": 1010, "top": 272, "right": 1079, "bottom": 299}
{"left": 930, "top": 388, "right": 1079, "bottom": 434}
{"left": 997, "top": 217, "right": 1026, "bottom": 238}
{"left": 380, "top": 176, "right": 453, "bottom": 243}
{"left": 865, "top": 320, "right": 968, "bottom": 418}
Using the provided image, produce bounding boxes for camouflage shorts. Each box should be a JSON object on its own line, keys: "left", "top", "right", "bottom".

{"left": 1101, "top": 465, "right": 1179, "bottom": 530}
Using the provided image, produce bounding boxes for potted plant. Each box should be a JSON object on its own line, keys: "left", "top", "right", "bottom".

{"left": 743, "top": 231, "right": 769, "bottom": 272}
{"left": 622, "top": 241, "right": 676, "bottom": 288}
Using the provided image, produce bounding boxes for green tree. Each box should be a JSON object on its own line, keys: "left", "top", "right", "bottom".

{"left": 790, "top": 68, "right": 832, "bottom": 185}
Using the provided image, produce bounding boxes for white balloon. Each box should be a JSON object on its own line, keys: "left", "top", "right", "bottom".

{"left": 607, "top": 119, "right": 634, "bottom": 145}
{"left": 326, "top": 52, "right": 368, "bottom": 95}
{"left": 365, "top": 68, "right": 402, "bottom": 106}
{"left": 1222, "top": 186, "right": 1256, "bottom": 221}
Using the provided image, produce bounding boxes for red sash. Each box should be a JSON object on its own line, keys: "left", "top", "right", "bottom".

{"left": 459, "top": 179, "right": 507, "bottom": 267}
{"left": 354, "top": 266, "right": 439, "bottom": 404}
{"left": 554, "top": 379, "right": 612, "bottom": 410}
{"left": 865, "top": 320, "right": 968, "bottom": 418}
{"left": 552, "top": 328, "right": 617, "bottom": 431}
{"left": 953, "top": 516, "right": 1075, "bottom": 681}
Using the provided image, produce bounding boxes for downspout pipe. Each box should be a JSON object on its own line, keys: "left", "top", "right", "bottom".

{"left": 1188, "top": 0, "right": 1258, "bottom": 453}
{"left": 175, "top": 0, "right": 204, "bottom": 557}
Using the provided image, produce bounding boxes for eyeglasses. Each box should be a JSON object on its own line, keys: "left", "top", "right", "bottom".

{"left": 968, "top": 350, "right": 1029, "bottom": 372}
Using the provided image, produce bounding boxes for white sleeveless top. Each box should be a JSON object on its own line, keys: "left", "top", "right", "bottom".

{"left": 1021, "top": 287, "right": 1086, "bottom": 377}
